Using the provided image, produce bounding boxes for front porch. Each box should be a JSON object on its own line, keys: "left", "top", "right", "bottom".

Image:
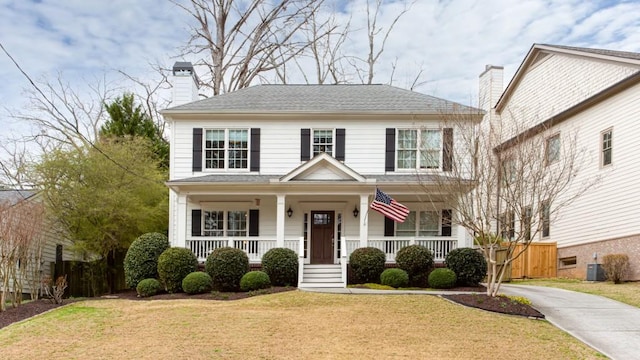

{"left": 187, "top": 235, "right": 459, "bottom": 288}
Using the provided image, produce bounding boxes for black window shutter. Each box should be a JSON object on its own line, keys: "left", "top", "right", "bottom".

{"left": 384, "top": 217, "right": 395, "bottom": 237}
{"left": 441, "top": 209, "right": 452, "bottom": 236}
{"left": 191, "top": 209, "right": 202, "bottom": 236}
{"left": 336, "top": 128, "right": 345, "bottom": 161}
{"left": 249, "top": 209, "right": 259, "bottom": 236}
{"left": 443, "top": 128, "right": 453, "bottom": 172}
{"left": 192, "top": 128, "right": 203, "bottom": 172}
{"left": 301, "top": 129, "right": 311, "bottom": 161}
{"left": 250, "top": 128, "right": 260, "bottom": 172}
{"left": 385, "top": 128, "right": 396, "bottom": 171}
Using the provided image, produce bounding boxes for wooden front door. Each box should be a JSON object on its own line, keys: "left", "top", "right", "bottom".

{"left": 311, "top": 211, "right": 334, "bottom": 264}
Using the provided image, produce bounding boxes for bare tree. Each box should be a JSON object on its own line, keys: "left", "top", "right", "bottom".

{"left": 173, "top": 0, "right": 328, "bottom": 95}
{"left": 421, "top": 109, "right": 598, "bottom": 296}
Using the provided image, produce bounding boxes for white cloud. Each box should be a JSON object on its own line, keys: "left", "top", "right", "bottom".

{"left": 1, "top": 0, "right": 639, "bottom": 137}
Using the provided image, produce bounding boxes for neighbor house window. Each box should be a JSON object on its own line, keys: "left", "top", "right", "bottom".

{"left": 205, "top": 129, "right": 249, "bottom": 169}
{"left": 313, "top": 129, "right": 333, "bottom": 156}
{"left": 501, "top": 158, "right": 516, "bottom": 185}
{"left": 397, "top": 129, "right": 442, "bottom": 170}
{"left": 541, "top": 201, "right": 550, "bottom": 238}
{"left": 522, "top": 206, "right": 532, "bottom": 241}
{"left": 396, "top": 211, "right": 440, "bottom": 237}
{"left": 601, "top": 129, "right": 612, "bottom": 167}
{"left": 545, "top": 134, "right": 560, "bottom": 165}
{"left": 203, "top": 210, "right": 247, "bottom": 236}
{"left": 500, "top": 211, "right": 515, "bottom": 240}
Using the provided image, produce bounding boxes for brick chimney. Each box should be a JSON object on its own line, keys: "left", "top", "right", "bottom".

{"left": 171, "top": 62, "right": 199, "bottom": 106}
{"left": 478, "top": 65, "right": 504, "bottom": 112}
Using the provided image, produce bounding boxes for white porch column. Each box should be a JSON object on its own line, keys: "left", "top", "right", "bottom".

{"left": 176, "top": 193, "right": 188, "bottom": 249}
{"left": 359, "top": 193, "right": 368, "bottom": 248}
{"left": 276, "top": 194, "right": 286, "bottom": 248}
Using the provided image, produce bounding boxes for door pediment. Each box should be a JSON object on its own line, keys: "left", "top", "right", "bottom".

{"left": 280, "top": 153, "right": 366, "bottom": 182}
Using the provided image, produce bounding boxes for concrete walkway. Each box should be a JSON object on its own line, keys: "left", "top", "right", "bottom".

{"left": 300, "top": 285, "right": 640, "bottom": 360}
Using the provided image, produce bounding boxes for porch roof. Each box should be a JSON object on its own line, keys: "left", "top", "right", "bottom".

{"left": 166, "top": 173, "right": 468, "bottom": 185}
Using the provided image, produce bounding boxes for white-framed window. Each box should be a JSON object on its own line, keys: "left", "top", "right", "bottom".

{"left": 601, "top": 128, "right": 612, "bottom": 167}
{"left": 204, "top": 129, "right": 249, "bottom": 170}
{"left": 396, "top": 210, "right": 440, "bottom": 237}
{"left": 203, "top": 210, "right": 247, "bottom": 236}
{"left": 501, "top": 157, "right": 516, "bottom": 185}
{"left": 541, "top": 201, "right": 550, "bottom": 238}
{"left": 313, "top": 129, "right": 333, "bottom": 156}
{"left": 499, "top": 211, "right": 515, "bottom": 240}
{"left": 545, "top": 133, "right": 560, "bottom": 165}
{"left": 397, "top": 129, "right": 442, "bottom": 170}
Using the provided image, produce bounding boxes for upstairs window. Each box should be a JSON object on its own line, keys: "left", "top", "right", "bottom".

{"left": 601, "top": 129, "right": 612, "bottom": 167}
{"left": 397, "top": 129, "right": 442, "bottom": 170}
{"left": 313, "top": 129, "right": 333, "bottom": 156}
{"left": 205, "top": 129, "right": 248, "bottom": 170}
{"left": 545, "top": 133, "right": 560, "bottom": 165}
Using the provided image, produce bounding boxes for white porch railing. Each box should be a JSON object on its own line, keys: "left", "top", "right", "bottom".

{"left": 360, "top": 237, "right": 457, "bottom": 262}
{"left": 188, "top": 237, "right": 278, "bottom": 263}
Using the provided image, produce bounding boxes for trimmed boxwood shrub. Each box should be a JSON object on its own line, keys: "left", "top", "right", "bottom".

{"left": 240, "top": 271, "right": 271, "bottom": 292}
{"left": 261, "top": 248, "right": 298, "bottom": 286}
{"left": 124, "top": 232, "right": 169, "bottom": 288}
{"left": 136, "top": 278, "right": 161, "bottom": 298}
{"left": 395, "top": 245, "right": 434, "bottom": 287}
{"left": 380, "top": 268, "right": 409, "bottom": 288}
{"left": 445, "top": 247, "right": 487, "bottom": 286}
{"left": 349, "top": 247, "right": 386, "bottom": 284}
{"left": 428, "top": 268, "right": 457, "bottom": 289}
{"left": 157, "top": 247, "right": 198, "bottom": 293}
{"left": 205, "top": 247, "right": 249, "bottom": 292}
{"left": 182, "top": 271, "right": 213, "bottom": 295}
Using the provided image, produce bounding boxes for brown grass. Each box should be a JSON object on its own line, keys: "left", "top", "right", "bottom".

{"left": 514, "top": 278, "right": 640, "bottom": 308}
{"left": 0, "top": 291, "right": 603, "bottom": 359}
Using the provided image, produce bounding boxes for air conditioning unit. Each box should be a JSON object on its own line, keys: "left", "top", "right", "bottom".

{"left": 586, "top": 263, "right": 606, "bottom": 281}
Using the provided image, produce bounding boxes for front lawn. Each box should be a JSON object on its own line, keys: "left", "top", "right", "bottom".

{"left": 0, "top": 291, "right": 602, "bottom": 359}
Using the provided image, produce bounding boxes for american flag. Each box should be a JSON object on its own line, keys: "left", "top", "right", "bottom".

{"left": 370, "top": 188, "right": 410, "bottom": 223}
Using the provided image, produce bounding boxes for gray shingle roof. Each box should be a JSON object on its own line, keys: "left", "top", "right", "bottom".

{"left": 0, "top": 190, "right": 37, "bottom": 205}
{"left": 164, "top": 84, "right": 480, "bottom": 114}
{"left": 539, "top": 44, "right": 640, "bottom": 61}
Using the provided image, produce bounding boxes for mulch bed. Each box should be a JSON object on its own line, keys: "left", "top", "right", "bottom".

{"left": 0, "top": 285, "right": 543, "bottom": 330}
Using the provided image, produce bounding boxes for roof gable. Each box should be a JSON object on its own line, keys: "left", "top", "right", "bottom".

{"left": 164, "top": 84, "right": 480, "bottom": 115}
{"left": 280, "top": 153, "right": 366, "bottom": 183}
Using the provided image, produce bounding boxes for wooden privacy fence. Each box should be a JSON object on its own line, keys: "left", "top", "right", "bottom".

{"left": 497, "top": 242, "right": 557, "bottom": 280}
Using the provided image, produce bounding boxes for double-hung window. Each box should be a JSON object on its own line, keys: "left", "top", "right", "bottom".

{"left": 601, "top": 129, "right": 612, "bottom": 167}
{"left": 545, "top": 134, "right": 560, "bottom": 165}
{"left": 396, "top": 210, "right": 440, "bottom": 236}
{"left": 205, "top": 129, "right": 248, "bottom": 170}
{"left": 313, "top": 129, "right": 333, "bottom": 156}
{"left": 541, "top": 201, "right": 550, "bottom": 238}
{"left": 397, "top": 129, "right": 442, "bottom": 170}
{"left": 203, "top": 210, "right": 247, "bottom": 237}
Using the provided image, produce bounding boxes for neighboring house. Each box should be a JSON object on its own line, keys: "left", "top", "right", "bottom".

{"left": 0, "top": 190, "right": 74, "bottom": 297}
{"left": 479, "top": 44, "right": 640, "bottom": 280}
{"left": 163, "top": 63, "right": 483, "bottom": 287}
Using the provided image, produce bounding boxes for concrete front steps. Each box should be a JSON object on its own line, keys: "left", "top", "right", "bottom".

{"left": 299, "top": 264, "right": 345, "bottom": 288}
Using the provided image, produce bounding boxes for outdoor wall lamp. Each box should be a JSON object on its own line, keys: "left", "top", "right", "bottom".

{"left": 287, "top": 206, "right": 293, "bottom": 218}
{"left": 353, "top": 206, "right": 359, "bottom": 218}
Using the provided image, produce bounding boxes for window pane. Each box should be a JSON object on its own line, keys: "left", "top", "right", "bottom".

{"left": 398, "top": 130, "right": 417, "bottom": 149}
{"left": 420, "top": 150, "right": 440, "bottom": 169}
{"left": 421, "top": 130, "right": 441, "bottom": 149}
{"left": 419, "top": 211, "right": 439, "bottom": 236}
{"left": 204, "top": 211, "right": 224, "bottom": 236}
{"left": 205, "top": 130, "right": 225, "bottom": 169}
{"left": 313, "top": 129, "right": 333, "bottom": 156}
{"left": 397, "top": 150, "right": 416, "bottom": 169}
{"left": 227, "top": 211, "right": 247, "bottom": 236}
{"left": 396, "top": 211, "right": 416, "bottom": 237}
{"left": 602, "top": 130, "right": 612, "bottom": 166}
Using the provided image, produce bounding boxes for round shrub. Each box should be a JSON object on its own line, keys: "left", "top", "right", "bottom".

{"left": 136, "top": 278, "right": 161, "bottom": 298}
{"left": 395, "top": 245, "right": 434, "bottom": 287}
{"left": 182, "top": 271, "right": 213, "bottom": 295}
{"left": 445, "top": 247, "right": 487, "bottom": 286}
{"left": 261, "top": 248, "right": 298, "bottom": 286}
{"left": 157, "top": 247, "right": 198, "bottom": 293}
{"left": 240, "top": 271, "right": 271, "bottom": 292}
{"left": 380, "top": 268, "right": 409, "bottom": 288}
{"left": 428, "top": 268, "right": 457, "bottom": 289}
{"left": 124, "top": 232, "right": 169, "bottom": 288}
{"left": 205, "top": 247, "right": 249, "bottom": 292}
{"left": 349, "top": 247, "right": 386, "bottom": 284}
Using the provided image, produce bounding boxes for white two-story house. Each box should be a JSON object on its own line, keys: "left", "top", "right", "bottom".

{"left": 162, "top": 62, "right": 482, "bottom": 287}
{"left": 480, "top": 44, "right": 640, "bottom": 280}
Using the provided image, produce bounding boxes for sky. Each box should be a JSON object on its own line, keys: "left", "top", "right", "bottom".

{"left": 1, "top": 0, "right": 640, "bottom": 138}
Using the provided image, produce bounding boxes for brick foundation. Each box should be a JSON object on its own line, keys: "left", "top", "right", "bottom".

{"left": 557, "top": 234, "right": 640, "bottom": 281}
